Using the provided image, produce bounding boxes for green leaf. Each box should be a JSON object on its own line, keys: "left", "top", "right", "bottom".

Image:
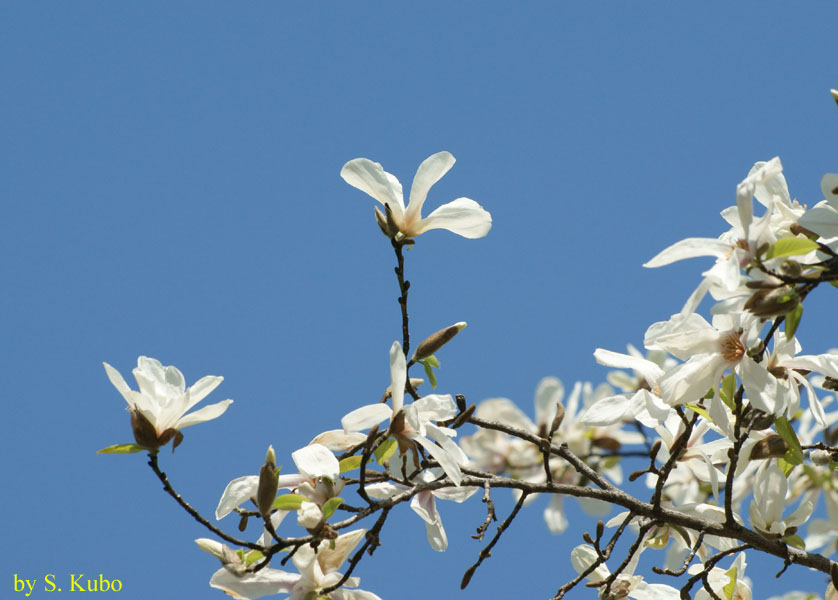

{"left": 778, "top": 457, "right": 795, "bottom": 477}
{"left": 374, "top": 438, "right": 397, "bottom": 465}
{"left": 422, "top": 354, "right": 440, "bottom": 369}
{"left": 782, "top": 534, "right": 806, "bottom": 549}
{"left": 339, "top": 456, "right": 363, "bottom": 473}
{"left": 272, "top": 494, "right": 305, "bottom": 510}
{"left": 785, "top": 304, "right": 803, "bottom": 341}
{"left": 722, "top": 565, "right": 738, "bottom": 600}
{"left": 685, "top": 403, "right": 711, "bottom": 422}
{"left": 422, "top": 361, "right": 437, "bottom": 389}
{"left": 243, "top": 550, "right": 264, "bottom": 566}
{"left": 764, "top": 237, "right": 820, "bottom": 259}
{"left": 97, "top": 443, "right": 144, "bottom": 455}
{"left": 321, "top": 497, "right": 344, "bottom": 520}
{"left": 775, "top": 416, "right": 803, "bottom": 460}
{"left": 720, "top": 374, "right": 736, "bottom": 411}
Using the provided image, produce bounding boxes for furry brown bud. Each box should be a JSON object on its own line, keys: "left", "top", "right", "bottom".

{"left": 256, "top": 445, "right": 279, "bottom": 517}
{"left": 414, "top": 322, "right": 467, "bottom": 361}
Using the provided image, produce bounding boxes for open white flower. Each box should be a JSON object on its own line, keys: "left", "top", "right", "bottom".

{"left": 749, "top": 461, "right": 814, "bottom": 538}
{"left": 103, "top": 356, "right": 232, "bottom": 450}
{"left": 341, "top": 341, "right": 466, "bottom": 485}
{"left": 570, "top": 543, "right": 679, "bottom": 600}
{"left": 202, "top": 530, "right": 380, "bottom": 600}
{"left": 340, "top": 151, "right": 492, "bottom": 240}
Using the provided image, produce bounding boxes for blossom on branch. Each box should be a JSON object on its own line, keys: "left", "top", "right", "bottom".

{"left": 340, "top": 151, "right": 492, "bottom": 240}
{"left": 341, "top": 341, "right": 467, "bottom": 485}
{"left": 103, "top": 356, "right": 232, "bottom": 451}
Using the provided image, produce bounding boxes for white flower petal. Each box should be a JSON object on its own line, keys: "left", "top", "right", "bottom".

{"left": 175, "top": 399, "right": 233, "bottom": 429}
{"left": 581, "top": 395, "right": 631, "bottom": 426}
{"left": 309, "top": 429, "right": 369, "bottom": 451}
{"left": 216, "top": 475, "right": 259, "bottom": 519}
{"left": 389, "top": 341, "right": 406, "bottom": 415}
{"left": 415, "top": 197, "right": 492, "bottom": 239}
{"left": 405, "top": 151, "right": 456, "bottom": 225}
{"left": 184, "top": 375, "right": 224, "bottom": 411}
{"left": 340, "top": 158, "right": 404, "bottom": 214}
{"left": 643, "top": 238, "right": 732, "bottom": 268}
{"left": 209, "top": 566, "right": 298, "bottom": 600}
{"left": 341, "top": 403, "right": 392, "bottom": 432}
{"left": 292, "top": 444, "right": 339, "bottom": 480}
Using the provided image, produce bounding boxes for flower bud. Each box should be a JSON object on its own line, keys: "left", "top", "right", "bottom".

{"left": 832, "top": 89, "right": 838, "bottom": 107}
{"left": 414, "top": 322, "right": 467, "bottom": 361}
{"left": 256, "top": 445, "right": 279, "bottom": 517}
{"left": 374, "top": 205, "right": 398, "bottom": 238}
{"left": 549, "top": 402, "right": 565, "bottom": 436}
{"left": 130, "top": 409, "right": 160, "bottom": 449}
{"left": 743, "top": 286, "right": 799, "bottom": 318}
{"left": 748, "top": 435, "right": 788, "bottom": 460}
{"left": 811, "top": 449, "right": 832, "bottom": 466}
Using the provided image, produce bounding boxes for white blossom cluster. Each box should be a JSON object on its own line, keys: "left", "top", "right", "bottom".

{"left": 100, "top": 146, "right": 838, "bottom": 600}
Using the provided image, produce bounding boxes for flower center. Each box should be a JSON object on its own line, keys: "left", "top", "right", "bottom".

{"left": 719, "top": 330, "right": 745, "bottom": 362}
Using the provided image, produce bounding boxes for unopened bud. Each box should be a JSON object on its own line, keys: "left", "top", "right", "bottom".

{"left": 549, "top": 402, "right": 565, "bottom": 436}
{"left": 832, "top": 89, "right": 838, "bottom": 107}
{"left": 592, "top": 436, "right": 621, "bottom": 452}
{"left": 811, "top": 449, "right": 833, "bottom": 466}
{"left": 748, "top": 435, "right": 789, "bottom": 460}
{"left": 743, "top": 286, "right": 799, "bottom": 318}
{"left": 256, "top": 445, "right": 279, "bottom": 517}
{"left": 779, "top": 260, "right": 803, "bottom": 278}
{"left": 414, "top": 322, "right": 467, "bottom": 361}
{"left": 374, "top": 205, "right": 398, "bottom": 238}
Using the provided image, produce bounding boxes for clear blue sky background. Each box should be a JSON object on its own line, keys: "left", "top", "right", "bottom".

{"left": 3, "top": 3, "right": 838, "bottom": 599}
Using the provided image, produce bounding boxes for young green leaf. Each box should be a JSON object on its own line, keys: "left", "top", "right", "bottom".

{"left": 422, "top": 361, "right": 437, "bottom": 389}
{"left": 272, "top": 494, "right": 305, "bottom": 511}
{"left": 321, "top": 497, "right": 344, "bottom": 520}
{"left": 374, "top": 438, "right": 397, "bottom": 465}
{"left": 97, "top": 443, "right": 144, "bottom": 455}
{"left": 720, "top": 374, "right": 736, "bottom": 411}
{"left": 339, "top": 456, "right": 363, "bottom": 473}
{"left": 785, "top": 304, "right": 803, "bottom": 341}
{"left": 722, "top": 565, "right": 738, "bottom": 600}
{"left": 764, "top": 237, "right": 820, "bottom": 259}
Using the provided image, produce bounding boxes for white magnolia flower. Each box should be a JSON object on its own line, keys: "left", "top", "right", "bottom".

{"left": 689, "top": 552, "right": 752, "bottom": 600}
{"left": 583, "top": 348, "right": 673, "bottom": 428}
{"left": 103, "top": 356, "right": 232, "bottom": 450}
{"left": 216, "top": 444, "right": 342, "bottom": 545}
{"left": 798, "top": 173, "right": 838, "bottom": 239}
{"left": 645, "top": 158, "right": 786, "bottom": 294}
{"left": 341, "top": 341, "right": 466, "bottom": 485}
{"left": 570, "top": 543, "right": 679, "bottom": 600}
{"left": 340, "top": 151, "right": 492, "bottom": 240}
{"left": 749, "top": 461, "right": 814, "bottom": 538}
{"left": 203, "top": 530, "right": 381, "bottom": 600}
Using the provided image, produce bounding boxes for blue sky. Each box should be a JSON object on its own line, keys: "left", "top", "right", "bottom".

{"left": 3, "top": 3, "right": 838, "bottom": 599}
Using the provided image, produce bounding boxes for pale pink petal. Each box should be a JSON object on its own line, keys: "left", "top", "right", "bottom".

{"left": 410, "top": 490, "right": 439, "bottom": 524}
